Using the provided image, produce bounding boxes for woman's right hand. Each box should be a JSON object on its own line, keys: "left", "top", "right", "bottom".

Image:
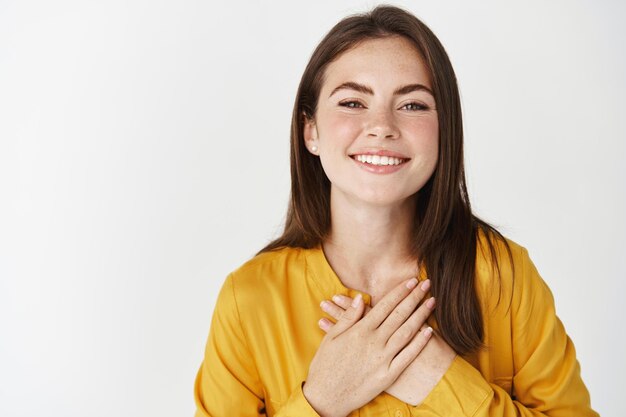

{"left": 302, "top": 277, "right": 435, "bottom": 417}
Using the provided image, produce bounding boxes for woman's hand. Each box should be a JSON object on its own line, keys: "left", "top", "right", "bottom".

{"left": 302, "top": 277, "right": 435, "bottom": 417}
{"left": 318, "top": 286, "right": 457, "bottom": 406}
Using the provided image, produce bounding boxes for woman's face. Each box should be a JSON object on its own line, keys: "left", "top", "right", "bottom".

{"left": 304, "top": 36, "right": 439, "bottom": 208}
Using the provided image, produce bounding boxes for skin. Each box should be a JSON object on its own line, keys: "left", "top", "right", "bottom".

{"left": 319, "top": 292, "right": 456, "bottom": 407}
{"left": 303, "top": 277, "right": 435, "bottom": 417}
{"left": 304, "top": 35, "right": 439, "bottom": 301}
{"left": 301, "top": 36, "right": 457, "bottom": 415}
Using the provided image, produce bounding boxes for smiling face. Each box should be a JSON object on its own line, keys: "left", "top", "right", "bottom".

{"left": 303, "top": 35, "right": 439, "bottom": 208}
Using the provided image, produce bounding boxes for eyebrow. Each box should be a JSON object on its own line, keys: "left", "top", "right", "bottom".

{"left": 328, "top": 81, "right": 434, "bottom": 98}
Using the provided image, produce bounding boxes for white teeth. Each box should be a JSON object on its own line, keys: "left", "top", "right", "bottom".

{"left": 354, "top": 154, "right": 406, "bottom": 166}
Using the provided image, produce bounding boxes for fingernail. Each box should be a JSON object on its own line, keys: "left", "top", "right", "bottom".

{"left": 420, "top": 279, "right": 430, "bottom": 291}
{"left": 426, "top": 297, "right": 436, "bottom": 309}
{"left": 424, "top": 326, "right": 433, "bottom": 336}
{"left": 406, "top": 278, "right": 418, "bottom": 289}
{"left": 318, "top": 318, "right": 328, "bottom": 327}
{"left": 320, "top": 301, "right": 329, "bottom": 310}
{"left": 332, "top": 295, "right": 342, "bottom": 303}
{"left": 351, "top": 293, "right": 362, "bottom": 308}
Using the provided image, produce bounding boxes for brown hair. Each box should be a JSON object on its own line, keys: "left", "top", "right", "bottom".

{"left": 258, "top": 4, "right": 513, "bottom": 355}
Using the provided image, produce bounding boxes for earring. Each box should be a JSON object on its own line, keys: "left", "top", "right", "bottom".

{"left": 311, "top": 145, "right": 318, "bottom": 153}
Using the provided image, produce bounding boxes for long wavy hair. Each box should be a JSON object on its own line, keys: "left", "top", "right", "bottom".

{"left": 258, "top": 4, "right": 513, "bottom": 355}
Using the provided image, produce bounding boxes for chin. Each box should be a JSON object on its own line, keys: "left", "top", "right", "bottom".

{"left": 348, "top": 188, "right": 418, "bottom": 208}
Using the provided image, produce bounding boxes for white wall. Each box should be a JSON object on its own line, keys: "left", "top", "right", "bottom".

{"left": 1, "top": 0, "right": 623, "bottom": 416}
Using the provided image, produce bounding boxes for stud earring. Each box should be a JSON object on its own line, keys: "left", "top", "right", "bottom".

{"left": 311, "top": 145, "right": 318, "bottom": 153}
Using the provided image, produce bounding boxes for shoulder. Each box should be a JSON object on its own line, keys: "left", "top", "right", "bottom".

{"left": 229, "top": 246, "right": 306, "bottom": 286}
{"left": 474, "top": 228, "right": 537, "bottom": 303}
{"left": 212, "top": 246, "right": 306, "bottom": 318}
{"left": 474, "top": 228, "right": 552, "bottom": 312}
{"left": 221, "top": 246, "right": 308, "bottom": 310}
{"left": 475, "top": 227, "right": 526, "bottom": 275}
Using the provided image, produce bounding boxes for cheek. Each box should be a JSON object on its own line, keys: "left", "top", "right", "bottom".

{"left": 406, "top": 117, "right": 439, "bottom": 156}
{"left": 320, "top": 113, "right": 362, "bottom": 147}
{"left": 425, "top": 122, "right": 439, "bottom": 159}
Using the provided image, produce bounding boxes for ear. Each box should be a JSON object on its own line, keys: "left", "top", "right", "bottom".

{"left": 302, "top": 112, "right": 320, "bottom": 155}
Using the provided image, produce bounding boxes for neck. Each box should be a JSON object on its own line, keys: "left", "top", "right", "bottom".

{"left": 322, "top": 189, "right": 419, "bottom": 295}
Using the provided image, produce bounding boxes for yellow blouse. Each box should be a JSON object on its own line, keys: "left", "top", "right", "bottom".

{"left": 193, "top": 235, "right": 598, "bottom": 416}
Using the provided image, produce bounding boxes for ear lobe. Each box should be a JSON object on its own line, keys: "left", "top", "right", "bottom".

{"left": 303, "top": 115, "right": 319, "bottom": 155}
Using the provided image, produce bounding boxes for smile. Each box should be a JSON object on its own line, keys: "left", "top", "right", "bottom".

{"left": 349, "top": 154, "right": 410, "bottom": 174}
{"left": 351, "top": 154, "right": 408, "bottom": 166}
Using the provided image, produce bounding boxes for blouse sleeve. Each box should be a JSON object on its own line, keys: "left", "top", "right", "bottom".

{"left": 193, "top": 274, "right": 322, "bottom": 417}
{"left": 412, "top": 246, "right": 598, "bottom": 416}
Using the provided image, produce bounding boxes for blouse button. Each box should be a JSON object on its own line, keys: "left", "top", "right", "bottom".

{"left": 394, "top": 410, "right": 403, "bottom": 417}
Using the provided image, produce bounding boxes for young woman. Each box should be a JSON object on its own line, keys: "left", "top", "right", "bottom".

{"left": 193, "top": 5, "right": 598, "bottom": 416}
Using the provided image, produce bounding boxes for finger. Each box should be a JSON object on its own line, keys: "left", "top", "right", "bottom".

{"left": 331, "top": 294, "right": 373, "bottom": 315}
{"left": 388, "top": 326, "right": 433, "bottom": 376}
{"left": 318, "top": 317, "right": 333, "bottom": 333}
{"left": 385, "top": 296, "right": 436, "bottom": 351}
{"left": 320, "top": 299, "right": 347, "bottom": 321}
{"left": 326, "top": 293, "right": 366, "bottom": 338}
{"left": 364, "top": 277, "right": 424, "bottom": 330}
{"left": 376, "top": 279, "right": 431, "bottom": 338}
{"left": 331, "top": 294, "right": 352, "bottom": 310}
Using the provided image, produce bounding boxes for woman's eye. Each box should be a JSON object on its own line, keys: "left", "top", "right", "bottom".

{"left": 339, "top": 101, "right": 364, "bottom": 109}
{"left": 401, "top": 102, "right": 428, "bottom": 111}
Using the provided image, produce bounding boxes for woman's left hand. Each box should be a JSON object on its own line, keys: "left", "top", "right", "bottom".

{"left": 319, "top": 294, "right": 457, "bottom": 406}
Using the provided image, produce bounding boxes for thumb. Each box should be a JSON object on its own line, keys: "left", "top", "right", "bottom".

{"left": 327, "top": 293, "right": 365, "bottom": 337}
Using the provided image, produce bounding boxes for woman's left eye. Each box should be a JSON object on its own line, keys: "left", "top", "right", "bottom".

{"left": 401, "top": 102, "right": 428, "bottom": 111}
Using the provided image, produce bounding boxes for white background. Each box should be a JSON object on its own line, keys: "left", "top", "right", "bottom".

{"left": 1, "top": 0, "right": 624, "bottom": 416}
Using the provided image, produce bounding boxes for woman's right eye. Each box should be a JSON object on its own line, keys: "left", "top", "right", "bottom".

{"left": 339, "top": 100, "right": 364, "bottom": 109}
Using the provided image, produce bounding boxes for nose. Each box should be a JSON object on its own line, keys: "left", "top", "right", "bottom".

{"left": 365, "top": 108, "right": 400, "bottom": 140}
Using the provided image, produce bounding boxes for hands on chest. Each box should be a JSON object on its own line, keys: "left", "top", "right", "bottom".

{"left": 302, "top": 278, "right": 457, "bottom": 417}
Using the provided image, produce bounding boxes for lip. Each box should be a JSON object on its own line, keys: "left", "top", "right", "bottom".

{"left": 349, "top": 149, "right": 411, "bottom": 159}
{"left": 350, "top": 155, "right": 409, "bottom": 174}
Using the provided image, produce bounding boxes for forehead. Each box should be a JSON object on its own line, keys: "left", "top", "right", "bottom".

{"left": 322, "top": 36, "right": 432, "bottom": 91}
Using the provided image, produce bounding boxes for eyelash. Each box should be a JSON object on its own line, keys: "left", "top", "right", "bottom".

{"left": 338, "top": 100, "right": 429, "bottom": 111}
